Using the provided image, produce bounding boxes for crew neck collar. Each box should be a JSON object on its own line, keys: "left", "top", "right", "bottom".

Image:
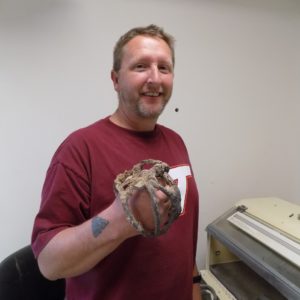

{"left": 105, "top": 116, "right": 159, "bottom": 138}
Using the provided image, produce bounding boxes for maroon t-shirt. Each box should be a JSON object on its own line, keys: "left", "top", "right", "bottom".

{"left": 32, "top": 117, "right": 199, "bottom": 300}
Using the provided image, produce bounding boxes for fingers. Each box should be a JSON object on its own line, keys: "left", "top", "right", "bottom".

{"left": 156, "top": 190, "right": 171, "bottom": 209}
{"left": 121, "top": 187, "right": 173, "bottom": 235}
{"left": 155, "top": 190, "right": 172, "bottom": 227}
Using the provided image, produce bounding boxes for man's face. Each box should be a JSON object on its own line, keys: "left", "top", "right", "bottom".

{"left": 112, "top": 35, "right": 174, "bottom": 120}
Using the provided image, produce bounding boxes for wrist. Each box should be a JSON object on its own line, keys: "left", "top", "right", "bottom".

{"left": 193, "top": 274, "right": 202, "bottom": 284}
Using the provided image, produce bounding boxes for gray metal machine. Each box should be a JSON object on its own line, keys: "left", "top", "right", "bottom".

{"left": 200, "top": 197, "right": 300, "bottom": 300}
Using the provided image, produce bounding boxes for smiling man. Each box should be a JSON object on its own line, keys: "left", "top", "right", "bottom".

{"left": 110, "top": 33, "right": 173, "bottom": 127}
{"left": 32, "top": 24, "right": 201, "bottom": 300}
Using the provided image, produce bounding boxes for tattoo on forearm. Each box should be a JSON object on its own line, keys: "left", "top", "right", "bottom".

{"left": 91, "top": 216, "right": 109, "bottom": 238}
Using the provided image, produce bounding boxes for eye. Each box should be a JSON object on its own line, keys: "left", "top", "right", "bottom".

{"left": 159, "top": 64, "right": 172, "bottom": 74}
{"left": 134, "top": 64, "right": 146, "bottom": 72}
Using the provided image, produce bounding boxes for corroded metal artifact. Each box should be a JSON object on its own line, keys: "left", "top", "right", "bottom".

{"left": 114, "top": 159, "right": 181, "bottom": 237}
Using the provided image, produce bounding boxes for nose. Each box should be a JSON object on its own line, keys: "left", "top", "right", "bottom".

{"left": 147, "top": 65, "right": 161, "bottom": 85}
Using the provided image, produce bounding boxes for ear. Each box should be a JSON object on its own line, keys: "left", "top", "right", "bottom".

{"left": 111, "top": 70, "right": 119, "bottom": 92}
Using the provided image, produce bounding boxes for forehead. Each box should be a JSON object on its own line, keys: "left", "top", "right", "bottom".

{"left": 122, "top": 35, "right": 173, "bottom": 64}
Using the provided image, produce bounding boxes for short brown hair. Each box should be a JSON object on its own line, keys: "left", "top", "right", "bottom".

{"left": 113, "top": 24, "right": 175, "bottom": 72}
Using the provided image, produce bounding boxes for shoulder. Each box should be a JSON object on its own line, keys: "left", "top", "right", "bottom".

{"left": 61, "top": 117, "right": 111, "bottom": 146}
{"left": 50, "top": 118, "right": 109, "bottom": 164}
{"left": 157, "top": 124, "right": 185, "bottom": 143}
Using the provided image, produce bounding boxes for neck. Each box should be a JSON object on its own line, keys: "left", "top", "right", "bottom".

{"left": 109, "top": 109, "right": 157, "bottom": 132}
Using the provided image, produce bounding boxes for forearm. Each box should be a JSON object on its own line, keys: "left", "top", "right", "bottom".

{"left": 193, "top": 264, "right": 202, "bottom": 300}
{"left": 37, "top": 200, "right": 137, "bottom": 280}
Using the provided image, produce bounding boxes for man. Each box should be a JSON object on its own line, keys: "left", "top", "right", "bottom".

{"left": 32, "top": 24, "right": 201, "bottom": 299}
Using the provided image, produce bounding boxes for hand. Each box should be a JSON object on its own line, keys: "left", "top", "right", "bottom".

{"left": 129, "top": 188, "right": 171, "bottom": 232}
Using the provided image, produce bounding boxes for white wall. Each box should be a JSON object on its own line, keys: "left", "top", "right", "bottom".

{"left": 1, "top": 0, "right": 299, "bottom": 268}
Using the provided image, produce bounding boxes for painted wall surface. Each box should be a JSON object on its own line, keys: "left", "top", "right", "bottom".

{"left": 1, "top": 0, "right": 300, "bottom": 269}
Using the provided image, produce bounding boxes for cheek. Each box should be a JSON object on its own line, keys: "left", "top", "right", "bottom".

{"left": 124, "top": 75, "right": 146, "bottom": 89}
{"left": 133, "top": 74, "right": 149, "bottom": 86}
{"left": 163, "top": 78, "right": 173, "bottom": 92}
{"left": 163, "top": 74, "right": 174, "bottom": 86}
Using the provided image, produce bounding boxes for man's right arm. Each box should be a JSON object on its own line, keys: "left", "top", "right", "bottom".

{"left": 37, "top": 198, "right": 137, "bottom": 280}
{"left": 37, "top": 189, "right": 171, "bottom": 280}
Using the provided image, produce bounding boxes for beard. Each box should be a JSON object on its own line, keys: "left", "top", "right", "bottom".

{"left": 135, "top": 99, "right": 168, "bottom": 119}
{"left": 118, "top": 86, "right": 172, "bottom": 121}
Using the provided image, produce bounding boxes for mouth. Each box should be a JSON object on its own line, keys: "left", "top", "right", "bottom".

{"left": 142, "top": 91, "right": 163, "bottom": 97}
